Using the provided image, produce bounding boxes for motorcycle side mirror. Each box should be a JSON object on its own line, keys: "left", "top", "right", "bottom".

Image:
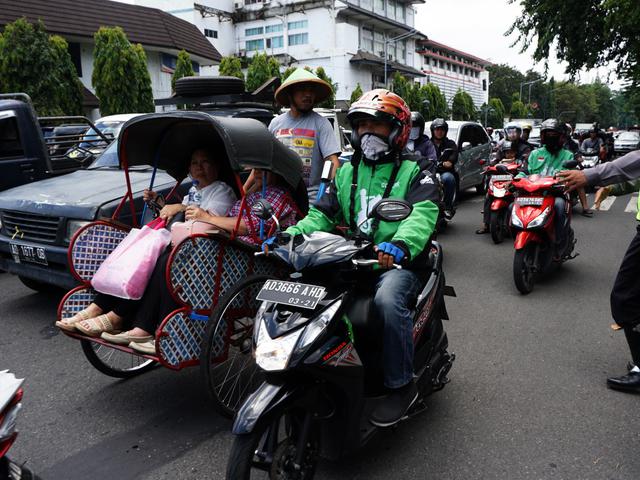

{"left": 369, "top": 199, "right": 413, "bottom": 222}
{"left": 252, "top": 199, "right": 275, "bottom": 221}
{"left": 563, "top": 160, "right": 579, "bottom": 169}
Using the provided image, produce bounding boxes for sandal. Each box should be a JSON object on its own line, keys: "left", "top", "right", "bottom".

{"left": 129, "top": 340, "right": 156, "bottom": 355}
{"left": 75, "top": 314, "right": 121, "bottom": 338}
{"left": 101, "top": 331, "right": 153, "bottom": 346}
{"left": 475, "top": 227, "right": 489, "bottom": 234}
{"left": 55, "top": 309, "right": 91, "bottom": 332}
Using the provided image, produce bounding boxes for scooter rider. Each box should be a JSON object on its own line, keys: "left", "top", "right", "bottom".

{"left": 431, "top": 118, "right": 458, "bottom": 219}
{"left": 279, "top": 89, "right": 440, "bottom": 426}
{"left": 521, "top": 123, "right": 534, "bottom": 148}
{"left": 407, "top": 111, "right": 437, "bottom": 162}
{"left": 476, "top": 123, "right": 531, "bottom": 234}
{"left": 519, "top": 118, "right": 574, "bottom": 253}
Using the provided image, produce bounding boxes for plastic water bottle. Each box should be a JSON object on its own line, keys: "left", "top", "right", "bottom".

{"left": 187, "top": 180, "right": 202, "bottom": 206}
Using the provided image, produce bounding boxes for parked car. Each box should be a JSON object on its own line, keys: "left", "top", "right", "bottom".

{"left": 614, "top": 130, "right": 640, "bottom": 156}
{"left": 0, "top": 82, "right": 278, "bottom": 292}
{"left": 433, "top": 120, "right": 493, "bottom": 194}
{"left": 0, "top": 93, "right": 112, "bottom": 192}
{"left": 65, "top": 113, "right": 141, "bottom": 162}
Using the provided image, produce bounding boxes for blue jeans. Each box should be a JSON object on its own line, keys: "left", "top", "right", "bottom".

{"left": 440, "top": 172, "right": 456, "bottom": 210}
{"left": 373, "top": 268, "right": 420, "bottom": 388}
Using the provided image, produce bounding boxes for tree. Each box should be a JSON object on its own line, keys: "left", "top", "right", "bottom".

{"left": 451, "top": 90, "right": 476, "bottom": 121}
{"left": 483, "top": 97, "right": 505, "bottom": 128}
{"left": 486, "top": 63, "right": 525, "bottom": 112}
{"left": 0, "top": 18, "right": 82, "bottom": 115}
{"left": 350, "top": 83, "right": 363, "bottom": 104}
{"left": 509, "top": 0, "right": 640, "bottom": 89}
{"left": 219, "top": 56, "right": 244, "bottom": 81}
{"left": 93, "top": 26, "right": 153, "bottom": 115}
{"left": 509, "top": 99, "right": 528, "bottom": 119}
{"left": 420, "top": 83, "right": 448, "bottom": 120}
{"left": 172, "top": 50, "right": 195, "bottom": 92}
{"left": 391, "top": 72, "right": 423, "bottom": 112}
{"left": 246, "top": 53, "right": 281, "bottom": 92}
{"left": 314, "top": 67, "right": 337, "bottom": 108}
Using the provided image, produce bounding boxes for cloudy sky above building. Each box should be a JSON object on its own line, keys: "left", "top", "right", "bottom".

{"left": 415, "top": 0, "right": 622, "bottom": 89}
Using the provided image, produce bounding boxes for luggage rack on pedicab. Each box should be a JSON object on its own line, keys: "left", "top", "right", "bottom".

{"left": 56, "top": 112, "right": 307, "bottom": 417}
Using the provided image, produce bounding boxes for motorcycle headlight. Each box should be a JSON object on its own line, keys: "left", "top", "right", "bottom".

{"left": 511, "top": 207, "right": 524, "bottom": 228}
{"left": 255, "top": 320, "right": 303, "bottom": 371}
{"left": 297, "top": 299, "right": 342, "bottom": 350}
{"left": 527, "top": 207, "right": 550, "bottom": 229}
{"left": 65, "top": 220, "right": 90, "bottom": 244}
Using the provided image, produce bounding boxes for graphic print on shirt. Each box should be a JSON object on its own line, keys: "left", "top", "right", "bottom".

{"left": 274, "top": 128, "right": 316, "bottom": 185}
{"left": 357, "top": 188, "right": 382, "bottom": 236}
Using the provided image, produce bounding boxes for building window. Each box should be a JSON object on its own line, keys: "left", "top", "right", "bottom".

{"left": 246, "top": 39, "right": 264, "bottom": 51}
{"left": 374, "top": 0, "right": 384, "bottom": 12}
{"left": 266, "top": 36, "right": 284, "bottom": 49}
{"left": 482, "top": 79, "right": 487, "bottom": 91}
{"left": 265, "top": 23, "right": 283, "bottom": 33}
{"left": 361, "top": 27, "right": 373, "bottom": 52}
{"left": 374, "top": 31, "right": 384, "bottom": 57}
{"left": 396, "top": 3, "right": 405, "bottom": 22}
{"left": 68, "top": 42, "right": 82, "bottom": 77}
{"left": 288, "top": 20, "right": 308, "bottom": 30}
{"left": 288, "top": 33, "right": 308, "bottom": 46}
{"left": 204, "top": 28, "right": 218, "bottom": 39}
{"left": 388, "top": 0, "right": 396, "bottom": 19}
{"left": 245, "top": 27, "right": 264, "bottom": 36}
{"left": 245, "top": 0, "right": 262, "bottom": 4}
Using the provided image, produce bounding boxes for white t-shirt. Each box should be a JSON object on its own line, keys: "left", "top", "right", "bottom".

{"left": 181, "top": 181, "right": 237, "bottom": 216}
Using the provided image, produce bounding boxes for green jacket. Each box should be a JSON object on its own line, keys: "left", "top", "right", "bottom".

{"left": 287, "top": 153, "right": 440, "bottom": 265}
{"left": 519, "top": 146, "right": 574, "bottom": 177}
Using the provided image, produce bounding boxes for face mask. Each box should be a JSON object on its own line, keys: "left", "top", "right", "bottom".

{"left": 409, "top": 127, "right": 420, "bottom": 140}
{"left": 543, "top": 134, "right": 562, "bottom": 153}
{"left": 360, "top": 133, "right": 390, "bottom": 161}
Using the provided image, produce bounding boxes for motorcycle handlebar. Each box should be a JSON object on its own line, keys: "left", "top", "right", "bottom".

{"left": 352, "top": 258, "right": 402, "bottom": 269}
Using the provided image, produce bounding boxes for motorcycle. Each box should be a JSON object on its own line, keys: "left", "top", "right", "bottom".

{"left": 226, "top": 199, "right": 455, "bottom": 479}
{"left": 484, "top": 161, "right": 519, "bottom": 244}
{"left": 510, "top": 161, "right": 579, "bottom": 294}
{"left": 0, "top": 371, "right": 39, "bottom": 480}
{"left": 580, "top": 147, "right": 600, "bottom": 169}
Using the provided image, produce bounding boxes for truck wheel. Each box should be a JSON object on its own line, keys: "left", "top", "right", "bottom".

{"left": 174, "top": 76, "right": 245, "bottom": 97}
{"left": 18, "top": 276, "right": 54, "bottom": 293}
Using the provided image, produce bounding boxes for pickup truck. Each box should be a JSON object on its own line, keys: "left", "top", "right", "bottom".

{"left": 0, "top": 93, "right": 111, "bottom": 192}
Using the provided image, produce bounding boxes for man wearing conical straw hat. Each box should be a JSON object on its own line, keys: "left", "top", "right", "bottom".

{"left": 269, "top": 68, "right": 342, "bottom": 193}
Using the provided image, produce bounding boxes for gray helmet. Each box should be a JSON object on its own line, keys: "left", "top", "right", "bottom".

{"left": 540, "top": 118, "right": 563, "bottom": 135}
{"left": 430, "top": 118, "right": 448, "bottom": 136}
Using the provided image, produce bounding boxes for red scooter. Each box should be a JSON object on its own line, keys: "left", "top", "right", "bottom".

{"left": 510, "top": 169, "right": 578, "bottom": 294}
{"left": 484, "top": 162, "right": 519, "bottom": 244}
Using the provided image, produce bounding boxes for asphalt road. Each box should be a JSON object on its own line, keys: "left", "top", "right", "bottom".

{"left": 4, "top": 190, "right": 640, "bottom": 480}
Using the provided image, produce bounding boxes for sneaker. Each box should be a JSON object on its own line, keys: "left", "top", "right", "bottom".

{"left": 369, "top": 381, "right": 418, "bottom": 427}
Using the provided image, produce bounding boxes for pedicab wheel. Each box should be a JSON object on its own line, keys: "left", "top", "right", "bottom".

{"left": 513, "top": 244, "right": 536, "bottom": 294}
{"left": 201, "top": 274, "right": 273, "bottom": 418}
{"left": 489, "top": 210, "right": 505, "bottom": 244}
{"left": 227, "top": 407, "right": 319, "bottom": 480}
{"left": 80, "top": 339, "right": 157, "bottom": 378}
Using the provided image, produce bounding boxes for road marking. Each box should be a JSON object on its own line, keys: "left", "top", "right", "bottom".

{"left": 625, "top": 195, "right": 638, "bottom": 213}
{"left": 594, "top": 196, "right": 616, "bottom": 211}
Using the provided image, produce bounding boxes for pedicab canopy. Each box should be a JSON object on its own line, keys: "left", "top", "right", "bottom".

{"left": 117, "top": 112, "right": 305, "bottom": 199}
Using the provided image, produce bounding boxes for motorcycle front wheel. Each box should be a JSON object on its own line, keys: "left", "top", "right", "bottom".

{"left": 227, "top": 409, "right": 319, "bottom": 480}
{"left": 513, "top": 243, "right": 537, "bottom": 294}
{"left": 489, "top": 210, "right": 506, "bottom": 244}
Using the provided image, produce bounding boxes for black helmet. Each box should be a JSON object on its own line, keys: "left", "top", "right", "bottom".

{"left": 540, "top": 118, "right": 564, "bottom": 153}
{"left": 430, "top": 118, "right": 448, "bottom": 136}
{"left": 410, "top": 111, "right": 425, "bottom": 137}
{"left": 540, "top": 118, "right": 563, "bottom": 135}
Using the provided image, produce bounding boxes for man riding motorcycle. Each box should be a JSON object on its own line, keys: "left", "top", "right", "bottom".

{"left": 518, "top": 118, "right": 575, "bottom": 254}
{"left": 407, "top": 111, "right": 437, "bottom": 162}
{"left": 521, "top": 123, "right": 534, "bottom": 148}
{"left": 278, "top": 89, "right": 440, "bottom": 426}
{"left": 431, "top": 118, "right": 458, "bottom": 219}
{"left": 581, "top": 126, "right": 606, "bottom": 159}
{"left": 565, "top": 123, "right": 593, "bottom": 216}
{"left": 476, "top": 123, "right": 531, "bottom": 234}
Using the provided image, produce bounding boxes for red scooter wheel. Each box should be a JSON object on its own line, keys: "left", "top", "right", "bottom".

{"left": 513, "top": 243, "right": 537, "bottom": 294}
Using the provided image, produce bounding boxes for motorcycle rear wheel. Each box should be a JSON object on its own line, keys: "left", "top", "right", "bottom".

{"left": 200, "top": 275, "right": 273, "bottom": 418}
{"left": 227, "top": 409, "right": 319, "bottom": 480}
{"left": 489, "top": 210, "right": 505, "bottom": 244}
{"left": 513, "top": 243, "right": 537, "bottom": 294}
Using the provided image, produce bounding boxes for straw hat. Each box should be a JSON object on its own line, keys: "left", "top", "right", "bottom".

{"left": 274, "top": 68, "right": 333, "bottom": 107}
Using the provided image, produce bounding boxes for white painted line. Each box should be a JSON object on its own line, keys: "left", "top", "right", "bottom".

{"left": 594, "top": 196, "right": 616, "bottom": 211}
{"left": 624, "top": 196, "right": 638, "bottom": 213}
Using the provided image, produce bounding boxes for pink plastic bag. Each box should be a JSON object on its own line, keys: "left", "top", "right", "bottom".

{"left": 91, "top": 218, "right": 171, "bottom": 300}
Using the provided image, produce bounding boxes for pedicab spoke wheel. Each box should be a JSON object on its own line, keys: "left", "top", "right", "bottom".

{"left": 201, "top": 275, "right": 273, "bottom": 418}
{"left": 81, "top": 339, "right": 156, "bottom": 378}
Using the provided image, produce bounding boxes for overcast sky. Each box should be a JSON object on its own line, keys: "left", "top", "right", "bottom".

{"left": 414, "top": 0, "right": 622, "bottom": 89}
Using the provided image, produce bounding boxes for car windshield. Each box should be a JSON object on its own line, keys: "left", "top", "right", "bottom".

{"left": 80, "top": 121, "right": 123, "bottom": 149}
{"left": 530, "top": 127, "right": 541, "bottom": 138}
{"left": 447, "top": 127, "right": 458, "bottom": 141}
{"left": 618, "top": 132, "right": 639, "bottom": 141}
{"left": 87, "top": 140, "right": 119, "bottom": 169}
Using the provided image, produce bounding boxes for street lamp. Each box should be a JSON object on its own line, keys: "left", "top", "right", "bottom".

{"left": 519, "top": 79, "right": 543, "bottom": 103}
{"left": 384, "top": 28, "right": 418, "bottom": 87}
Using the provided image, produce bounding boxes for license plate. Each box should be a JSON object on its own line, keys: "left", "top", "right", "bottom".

{"left": 491, "top": 174, "right": 513, "bottom": 181}
{"left": 257, "top": 280, "right": 326, "bottom": 310}
{"left": 516, "top": 197, "right": 544, "bottom": 206}
{"left": 10, "top": 243, "right": 48, "bottom": 265}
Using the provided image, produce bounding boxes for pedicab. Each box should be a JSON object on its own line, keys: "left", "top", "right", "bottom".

{"left": 56, "top": 112, "right": 307, "bottom": 416}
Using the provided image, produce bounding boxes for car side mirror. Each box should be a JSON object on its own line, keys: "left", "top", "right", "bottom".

{"left": 461, "top": 141, "right": 472, "bottom": 151}
{"left": 251, "top": 199, "right": 274, "bottom": 221}
{"left": 369, "top": 199, "right": 413, "bottom": 222}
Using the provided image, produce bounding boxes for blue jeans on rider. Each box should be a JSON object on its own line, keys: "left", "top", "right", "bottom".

{"left": 554, "top": 197, "right": 567, "bottom": 246}
{"left": 374, "top": 268, "right": 420, "bottom": 389}
{"left": 440, "top": 172, "right": 456, "bottom": 210}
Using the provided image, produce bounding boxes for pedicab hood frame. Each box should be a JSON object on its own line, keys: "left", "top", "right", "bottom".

{"left": 114, "top": 112, "right": 307, "bottom": 225}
